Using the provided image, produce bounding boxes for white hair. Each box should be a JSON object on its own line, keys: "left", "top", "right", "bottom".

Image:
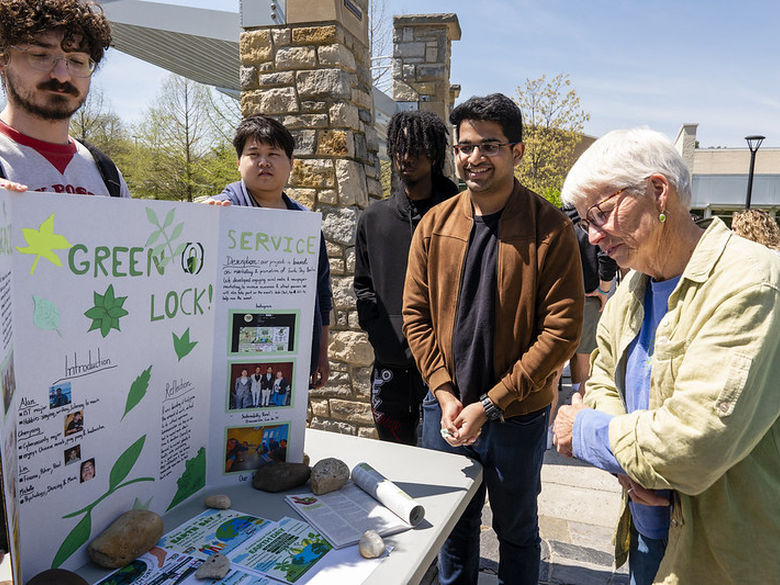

{"left": 561, "top": 127, "right": 692, "bottom": 209}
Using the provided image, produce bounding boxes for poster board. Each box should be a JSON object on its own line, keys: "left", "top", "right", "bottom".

{"left": 0, "top": 190, "right": 321, "bottom": 580}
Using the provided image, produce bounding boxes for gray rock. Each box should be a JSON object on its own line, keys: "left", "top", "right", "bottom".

{"left": 204, "top": 494, "right": 231, "bottom": 509}
{"left": 26, "top": 569, "right": 88, "bottom": 585}
{"left": 87, "top": 509, "right": 164, "bottom": 568}
{"left": 195, "top": 553, "right": 230, "bottom": 580}
{"left": 310, "top": 457, "right": 349, "bottom": 495}
{"left": 253, "top": 462, "right": 311, "bottom": 492}
{"left": 359, "top": 530, "right": 385, "bottom": 559}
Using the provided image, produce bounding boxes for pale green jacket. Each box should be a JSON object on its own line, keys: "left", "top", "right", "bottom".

{"left": 584, "top": 218, "right": 780, "bottom": 584}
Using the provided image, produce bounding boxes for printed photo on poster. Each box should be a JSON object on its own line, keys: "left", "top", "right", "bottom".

{"left": 227, "top": 361, "right": 294, "bottom": 410}
{"left": 64, "top": 444, "right": 81, "bottom": 466}
{"left": 2, "top": 350, "right": 15, "bottom": 415}
{"left": 64, "top": 409, "right": 84, "bottom": 436}
{"left": 229, "top": 312, "right": 297, "bottom": 355}
{"left": 224, "top": 423, "right": 289, "bottom": 474}
{"left": 80, "top": 458, "right": 95, "bottom": 483}
{"left": 49, "top": 381, "right": 72, "bottom": 409}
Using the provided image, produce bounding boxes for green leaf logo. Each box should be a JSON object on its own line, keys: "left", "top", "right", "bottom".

{"left": 84, "top": 284, "right": 129, "bottom": 337}
{"left": 108, "top": 435, "right": 146, "bottom": 492}
{"left": 32, "top": 295, "right": 62, "bottom": 337}
{"left": 16, "top": 213, "right": 72, "bottom": 275}
{"left": 123, "top": 366, "right": 152, "bottom": 420}
{"left": 52, "top": 510, "right": 91, "bottom": 568}
{"left": 145, "top": 207, "right": 187, "bottom": 274}
{"left": 172, "top": 328, "right": 197, "bottom": 361}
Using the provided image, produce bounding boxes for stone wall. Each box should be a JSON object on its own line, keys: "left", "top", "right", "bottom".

{"left": 239, "top": 13, "right": 381, "bottom": 438}
{"left": 238, "top": 9, "right": 461, "bottom": 440}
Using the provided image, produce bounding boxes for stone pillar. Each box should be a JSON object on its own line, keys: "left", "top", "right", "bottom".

{"left": 392, "top": 13, "right": 461, "bottom": 177}
{"left": 392, "top": 14, "right": 461, "bottom": 122}
{"left": 239, "top": 0, "right": 381, "bottom": 437}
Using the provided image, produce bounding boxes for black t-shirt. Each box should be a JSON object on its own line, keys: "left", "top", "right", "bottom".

{"left": 453, "top": 209, "right": 502, "bottom": 406}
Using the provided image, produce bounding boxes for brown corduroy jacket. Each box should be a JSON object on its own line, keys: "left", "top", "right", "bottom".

{"left": 402, "top": 180, "right": 584, "bottom": 418}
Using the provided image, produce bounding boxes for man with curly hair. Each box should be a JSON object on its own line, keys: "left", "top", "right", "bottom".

{"left": 0, "top": 0, "right": 129, "bottom": 197}
{"left": 353, "top": 110, "right": 459, "bottom": 444}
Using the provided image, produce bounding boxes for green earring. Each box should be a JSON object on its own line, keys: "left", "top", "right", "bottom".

{"left": 659, "top": 212, "right": 667, "bottom": 223}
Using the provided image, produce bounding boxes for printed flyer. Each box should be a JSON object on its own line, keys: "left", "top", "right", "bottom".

{"left": 0, "top": 190, "right": 322, "bottom": 581}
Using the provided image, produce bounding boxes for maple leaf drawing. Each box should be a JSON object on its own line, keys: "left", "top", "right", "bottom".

{"left": 172, "top": 328, "right": 198, "bottom": 361}
{"left": 84, "top": 284, "right": 129, "bottom": 337}
{"left": 16, "top": 213, "right": 72, "bottom": 275}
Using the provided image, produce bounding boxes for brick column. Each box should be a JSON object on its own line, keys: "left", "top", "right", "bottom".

{"left": 239, "top": 0, "right": 381, "bottom": 437}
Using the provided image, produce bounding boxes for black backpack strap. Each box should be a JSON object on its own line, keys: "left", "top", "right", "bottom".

{"left": 78, "top": 139, "right": 122, "bottom": 198}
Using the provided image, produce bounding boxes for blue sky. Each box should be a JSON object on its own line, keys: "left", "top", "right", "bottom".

{"left": 95, "top": 0, "right": 780, "bottom": 148}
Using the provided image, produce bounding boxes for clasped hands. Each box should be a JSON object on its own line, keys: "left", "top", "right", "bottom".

{"left": 437, "top": 386, "right": 484, "bottom": 447}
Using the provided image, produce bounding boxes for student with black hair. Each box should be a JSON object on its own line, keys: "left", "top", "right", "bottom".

{"left": 353, "top": 110, "right": 458, "bottom": 445}
{"left": 208, "top": 115, "right": 333, "bottom": 389}
{"left": 403, "top": 94, "right": 583, "bottom": 584}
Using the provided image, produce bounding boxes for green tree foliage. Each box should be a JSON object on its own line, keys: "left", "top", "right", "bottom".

{"left": 515, "top": 74, "right": 590, "bottom": 207}
{"left": 69, "top": 87, "right": 133, "bottom": 161}
{"left": 130, "top": 75, "right": 239, "bottom": 201}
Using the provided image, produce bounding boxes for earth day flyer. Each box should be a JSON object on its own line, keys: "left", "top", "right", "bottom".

{"left": 0, "top": 190, "right": 321, "bottom": 581}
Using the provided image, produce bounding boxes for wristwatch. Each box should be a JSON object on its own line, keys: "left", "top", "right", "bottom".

{"left": 480, "top": 394, "right": 504, "bottom": 422}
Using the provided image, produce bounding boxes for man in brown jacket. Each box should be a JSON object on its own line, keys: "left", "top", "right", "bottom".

{"left": 403, "top": 93, "right": 583, "bottom": 585}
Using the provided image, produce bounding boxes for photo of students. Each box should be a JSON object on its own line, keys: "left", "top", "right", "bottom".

{"left": 64, "top": 445, "right": 81, "bottom": 466}
{"left": 227, "top": 362, "right": 294, "bottom": 411}
{"left": 224, "top": 424, "right": 289, "bottom": 473}
{"left": 80, "top": 458, "right": 95, "bottom": 483}
{"left": 64, "top": 410, "right": 84, "bottom": 436}
{"left": 49, "top": 382, "right": 72, "bottom": 409}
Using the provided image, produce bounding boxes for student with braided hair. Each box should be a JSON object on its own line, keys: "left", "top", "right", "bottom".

{"left": 354, "top": 110, "right": 459, "bottom": 444}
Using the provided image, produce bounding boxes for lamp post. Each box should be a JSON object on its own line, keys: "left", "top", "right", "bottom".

{"left": 745, "top": 135, "right": 765, "bottom": 209}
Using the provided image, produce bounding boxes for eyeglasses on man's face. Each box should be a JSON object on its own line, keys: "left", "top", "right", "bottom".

{"left": 578, "top": 187, "right": 628, "bottom": 233}
{"left": 9, "top": 45, "right": 96, "bottom": 78}
{"left": 453, "top": 142, "right": 517, "bottom": 157}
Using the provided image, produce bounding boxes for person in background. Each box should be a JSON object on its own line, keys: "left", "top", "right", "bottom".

{"left": 207, "top": 115, "right": 333, "bottom": 389}
{"left": 403, "top": 93, "right": 583, "bottom": 585}
{"left": 731, "top": 208, "right": 780, "bottom": 253}
{"left": 354, "top": 110, "right": 458, "bottom": 444}
{"left": 553, "top": 127, "right": 780, "bottom": 585}
{"left": 564, "top": 205, "right": 618, "bottom": 394}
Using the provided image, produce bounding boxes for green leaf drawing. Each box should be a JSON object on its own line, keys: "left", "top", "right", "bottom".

{"left": 123, "top": 365, "right": 152, "bottom": 420}
{"left": 163, "top": 208, "right": 175, "bottom": 228}
{"left": 145, "top": 207, "right": 186, "bottom": 276}
{"left": 16, "top": 213, "right": 72, "bottom": 275}
{"left": 32, "top": 295, "right": 62, "bottom": 337}
{"left": 133, "top": 496, "right": 153, "bottom": 510}
{"left": 172, "top": 328, "right": 198, "bottom": 361}
{"left": 170, "top": 222, "right": 184, "bottom": 241}
{"left": 144, "top": 229, "right": 161, "bottom": 248}
{"left": 108, "top": 435, "right": 146, "bottom": 492}
{"left": 52, "top": 510, "right": 91, "bottom": 568}
{"left": 145, "top": 207, "right": 160, "bottom": 227}
{"left": 167, "top": 447, "right": 206, "bottom": 511}
{"left": 85, "top": 284, "right": 129, "bottom": 337}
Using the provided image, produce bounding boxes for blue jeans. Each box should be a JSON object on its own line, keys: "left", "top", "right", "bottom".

{"left": 628, "top": 528, "right": 667, "bottom": 585}
{"left": 422, "top": 392, "right": 549, "bottom": 585}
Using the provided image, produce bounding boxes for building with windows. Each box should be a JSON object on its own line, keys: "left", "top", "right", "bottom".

{"left": 674, "top": 124, "right": 780, "bottom": 224}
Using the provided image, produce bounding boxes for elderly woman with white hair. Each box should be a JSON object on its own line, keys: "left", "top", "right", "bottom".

{"left": 552, "top": 128, "right": 780, "bottom": 585}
